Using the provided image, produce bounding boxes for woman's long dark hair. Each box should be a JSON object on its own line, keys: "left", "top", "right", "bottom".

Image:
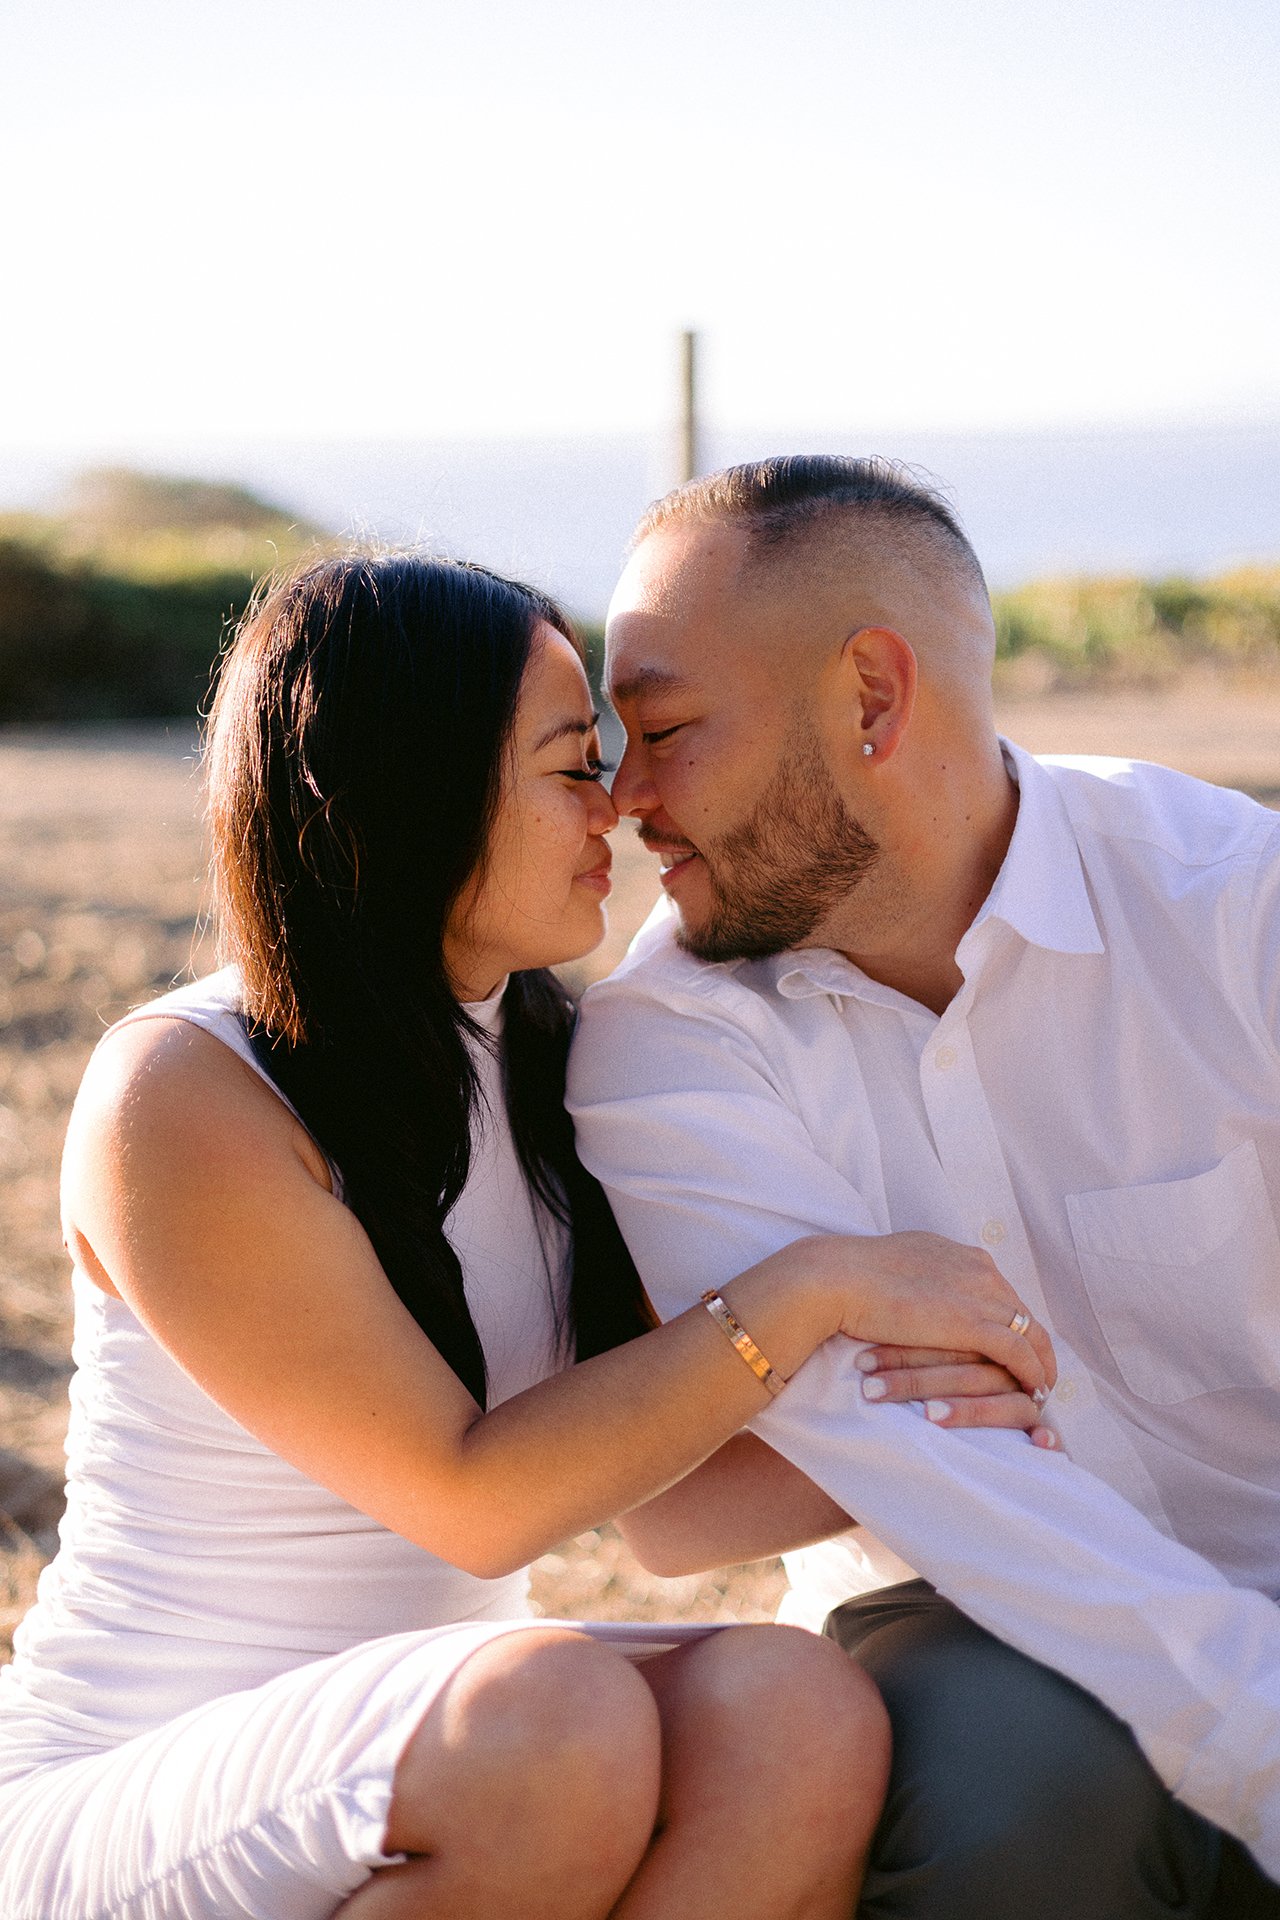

{"left": 205, "top": 550, "right": 650, "bottom": 1407}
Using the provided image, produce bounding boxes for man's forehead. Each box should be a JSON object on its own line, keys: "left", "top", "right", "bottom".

{"left": 609, "top": 520, "right": 747, "bottom": 619}
{"left": 605, "top": 522, "right": 763, "bottom": 699}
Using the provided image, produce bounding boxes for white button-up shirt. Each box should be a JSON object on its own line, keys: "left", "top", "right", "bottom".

{"left": 568, "top": 743, "right": 1280, "bottom": 1873}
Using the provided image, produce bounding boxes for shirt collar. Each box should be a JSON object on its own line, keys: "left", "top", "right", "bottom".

{"left": 967, "top": 739, "right": 1103, "bottom": 959}
{"left": 775, "top": 737, "right": 1103, "bottom": 1004}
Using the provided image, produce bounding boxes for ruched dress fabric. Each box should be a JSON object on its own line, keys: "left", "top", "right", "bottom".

{"left": 0, "top": 972, "right": 704, "bottom": 1919}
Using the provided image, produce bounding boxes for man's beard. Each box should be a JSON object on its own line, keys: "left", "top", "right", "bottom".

{"left": 673, "top": 729, "right": 881, "bottom": 963}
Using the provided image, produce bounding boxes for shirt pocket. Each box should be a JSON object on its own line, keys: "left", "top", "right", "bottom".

{"left": 1065, "top": 1139, "right": 1280, "bottom": 1405}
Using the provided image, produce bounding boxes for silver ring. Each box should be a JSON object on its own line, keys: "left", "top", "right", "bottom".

{"left": 1008, "top": 1309, "right": 1032, "bottom": 1337}
{"left": 1032, "top": 1385, "right": 1050, "bottom": 1409}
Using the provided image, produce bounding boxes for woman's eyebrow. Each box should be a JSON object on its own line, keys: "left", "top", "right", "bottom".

{"left": 532, "top": 711, "right": 600, "bottom": 752}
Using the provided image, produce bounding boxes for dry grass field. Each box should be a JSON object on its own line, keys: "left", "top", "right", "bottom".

{"left": 5, "top": 680, "right": 1280, "bottom": 1660}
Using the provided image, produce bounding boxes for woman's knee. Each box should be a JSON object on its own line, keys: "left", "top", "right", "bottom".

{"left": 659, "top": 1624, "right": 891, "bottom": 1804}
{"left": 387, "top": 1628, "right": 661, "bottom": 1857}
{"left": 700, "top": 1623, "right": 885, "bottom": 1731}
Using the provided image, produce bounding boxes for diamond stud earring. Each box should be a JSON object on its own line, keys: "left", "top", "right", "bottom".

{"left": 862, "top": 742, "right": 875, "bottom": 757}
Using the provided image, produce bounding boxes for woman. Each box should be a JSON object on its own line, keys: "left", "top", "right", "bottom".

{"left": 0, "top": 552, "right": 1054, "bottom": 1919}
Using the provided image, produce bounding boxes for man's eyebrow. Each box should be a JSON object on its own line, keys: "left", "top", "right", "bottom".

{"left": 532, "top": 711, "right": 600, "bottom": 752}
{"left": 607, "top": 667, "right": 695, "bottom": 704}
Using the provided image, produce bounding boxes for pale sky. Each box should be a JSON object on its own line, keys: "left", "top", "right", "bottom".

{"left": 3, "top": 0, "right": 1278, "bottom": 445}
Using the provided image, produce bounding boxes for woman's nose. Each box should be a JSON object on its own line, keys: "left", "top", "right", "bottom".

{"left": 590, "top": 781, "right": 621, "bottom": 833}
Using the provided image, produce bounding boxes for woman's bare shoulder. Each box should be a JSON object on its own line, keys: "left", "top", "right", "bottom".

{"left": 69, "top": 1013, "right": 309, "bottom": 1162}
{"left": 57, "top": 1012, "right": 480, "bottom": 1532}
{"left": 62, "top": 1015, "right": 332, "bottom": 1294}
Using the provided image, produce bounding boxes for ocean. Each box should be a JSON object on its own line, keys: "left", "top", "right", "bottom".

{"left": 2, "top": 417, "right": 1277, "bottom": 621}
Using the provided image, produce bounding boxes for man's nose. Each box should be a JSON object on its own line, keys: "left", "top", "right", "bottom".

{"left": 608, "top": 738, "right": 654, "bottom": 818}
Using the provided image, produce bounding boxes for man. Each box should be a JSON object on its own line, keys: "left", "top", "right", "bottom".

{"left": 567, "top": 456, "right": 1280, "bottom": 1917}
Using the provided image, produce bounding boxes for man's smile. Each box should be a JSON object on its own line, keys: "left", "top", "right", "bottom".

{"left": 657, "top": 853, "right": 702, "bottom": 893}
{"left": 638, "top": 828, "right": 703, "bottom": 886}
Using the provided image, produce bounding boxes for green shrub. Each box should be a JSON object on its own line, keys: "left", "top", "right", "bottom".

{"left": 0, "top": 541, "right": 248, "bottom": 721}
{"left": 992, "top": 568, "right": 1280, "bottom": 689}
{"left": 0, "top": 470, "right": 325, "bottom": 724}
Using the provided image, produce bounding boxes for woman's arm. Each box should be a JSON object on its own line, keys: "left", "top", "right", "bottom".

{"left": 63, "top": 1018, "right": 1052, "bottom": 1581}
{"left": 618, "top": 1434, "right": 853, "bottom": 1576}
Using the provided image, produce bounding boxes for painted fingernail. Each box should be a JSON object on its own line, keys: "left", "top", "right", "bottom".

{"left": 854, "top": 1351, "right": 879, "bottom": 1373}
{"left": 862, "top": 1376, "right": 888, "bottom": 1400}
{"left": 925, "top": 1399, "right": 953, "bottom": 1422}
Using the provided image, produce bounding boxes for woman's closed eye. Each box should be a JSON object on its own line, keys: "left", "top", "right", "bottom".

{"left": 641, "top": 724, "right": 684, "bottom": 746}
{"left": 561, "top": 758, "right": 614, "bottom": 784}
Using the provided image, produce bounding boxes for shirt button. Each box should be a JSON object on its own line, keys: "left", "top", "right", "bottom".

{"left": 981, "top": 1219, "right": 1006, "bottom": 1247}
{"left": 1057, "top": 1377, "right": 1078, "bottom": 1404}
{"left": 935, "top": 1044, "right": 958, "bottom": 1071}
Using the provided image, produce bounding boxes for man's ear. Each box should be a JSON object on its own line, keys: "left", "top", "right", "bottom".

{"left": 838, "top": 626, "right": 917, "bottom": 763}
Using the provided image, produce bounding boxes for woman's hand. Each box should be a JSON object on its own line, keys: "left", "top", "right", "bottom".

{"left": 855, "top": 1342, "right": 1061, "bottom": 1450}
{"left": 804, "top": 1229, "right": 1058, "bottom": 1434}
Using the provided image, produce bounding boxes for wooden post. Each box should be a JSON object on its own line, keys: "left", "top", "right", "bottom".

{"left": 677, "top": 329, "right": 698, "bottom": 483}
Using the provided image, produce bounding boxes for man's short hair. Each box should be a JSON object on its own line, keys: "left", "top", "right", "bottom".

{"left": 633, "top": 454, "right": 986, "bottom": 590}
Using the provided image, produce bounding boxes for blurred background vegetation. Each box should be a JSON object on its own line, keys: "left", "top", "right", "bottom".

{"left": 994, "top": 568, "right": 1280, "bottom": 690}
{"left": 0, "top": 470, "right": 324, "bottom": 722}
{"left": 2, "top": 467, "right": 1279, "bottom": 723}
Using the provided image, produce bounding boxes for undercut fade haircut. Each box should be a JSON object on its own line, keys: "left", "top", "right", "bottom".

{"left": 633, "top": 454, "right": 986, "bottom": 590}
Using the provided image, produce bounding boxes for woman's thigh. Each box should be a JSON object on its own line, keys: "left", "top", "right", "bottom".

{"left": 0, "top": 1621, "right": 546, "bottom": 1920}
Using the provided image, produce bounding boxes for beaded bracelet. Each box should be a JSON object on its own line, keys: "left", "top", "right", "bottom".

{"left": 701, "top": 1289, "right": 787, "bottom": 1397}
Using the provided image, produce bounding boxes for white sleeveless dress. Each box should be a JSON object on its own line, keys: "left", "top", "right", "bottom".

{"left": 0, "top": 972, "right": 712, "bottom": 1920}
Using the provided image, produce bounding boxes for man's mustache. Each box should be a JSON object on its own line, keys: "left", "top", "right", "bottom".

{"left": 637, "top": 828, "right": 700, "bottom": 858}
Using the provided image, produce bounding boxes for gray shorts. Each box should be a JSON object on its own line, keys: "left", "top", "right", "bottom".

{"left": 826, "top": 1578, "right": 1280, "bottom": 1920}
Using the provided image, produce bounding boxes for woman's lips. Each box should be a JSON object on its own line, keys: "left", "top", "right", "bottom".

{"left": 574, "top": 858, "right": 613, "bottom": 896}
